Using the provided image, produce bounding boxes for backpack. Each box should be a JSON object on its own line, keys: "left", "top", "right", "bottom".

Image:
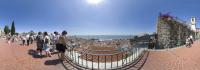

{"left": 37, "top": 35, "right": 44, "bottom": 44}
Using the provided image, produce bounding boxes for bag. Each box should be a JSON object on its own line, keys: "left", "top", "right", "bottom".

{"left": 45, "top": 37, "right": 49, "bottom": 44}
{"left": 59, "top": 36, "right": 65, "bottom": 43}
{"left": 37, "top": 35, "right": 44, "bottom": 44}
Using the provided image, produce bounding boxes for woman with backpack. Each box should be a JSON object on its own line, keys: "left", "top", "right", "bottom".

{"left": 36, "top": 32, "right": 44, "bottom": 56}
{"left": 43, "top": 32, "right": 52, "bottom": 57}
{"left": 57, "top": 30, "right": 68, "bottom": 60}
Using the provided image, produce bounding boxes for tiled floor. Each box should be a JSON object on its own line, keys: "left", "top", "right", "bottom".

{"left": 0, "top": 40, "right": 65, "bottom": 70}
{"left": 142, "top": 40, "right": 200, "bottom": 70}
{"left": 1, "top": 39, "right": 200, "bottom": 70}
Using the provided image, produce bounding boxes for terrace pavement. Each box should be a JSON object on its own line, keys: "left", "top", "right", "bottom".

{"left": 1, "top": 39, "right": 200, "bottom": 70}
{"left": 0, "top": 40, "right": 65, "bottom": 70}
{"left": 141, "top": 40, "right": 200, "bottom": 70}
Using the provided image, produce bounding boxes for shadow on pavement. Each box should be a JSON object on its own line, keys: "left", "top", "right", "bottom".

{"left": 122, "top": 51, "right": 150, "bottom": 70}
{"left": 44, "top": 59, "right": 61, "bottom": 65}
{"left": 18, "top": 43, "right": 25, "bottom": 46}
{"left": 28, "top": 49, "right": 46, "bottom": 58}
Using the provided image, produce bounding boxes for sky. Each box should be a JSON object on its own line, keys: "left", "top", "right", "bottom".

{"left": 0, "top": 0, "right": 200, "bottom": 35}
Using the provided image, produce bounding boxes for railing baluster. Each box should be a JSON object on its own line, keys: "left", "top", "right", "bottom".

{"left": 92, "top": 55, "right": 93, "bottom": 69}
{"left": 98, "top": 56, "right": 99, "bottom": 70}
{"left": 71, "top": 50, "right": 73, "bottom": 60}
{"left": 136, "top": 48, "right": 138, "bottom": 58}
{"left": 75, "top": 51, "right": 76, "bottom": 63}
{"left": 126, "top": 52, "right": 128, "bottom": 65}
{"left": 132, "top": 48, "right": 133, "bottom": 61}
{"left": 134, "top": 48, "right": 136, "bottom": 59}
{"left": 111, "top": 55, "right": 113, "bottom": 68}
{"left": 122, "top": 52, "right": 123, "bottom": 66}
{"left": 105, "top": 56, "right": 106, "bottom": 70}
{"left": 117, "top": 54, "right": 118, "bottom": 67}
{"left": 72, "top": 50, "right": 73, "bottom": 61}
{"left": 129, "top": 50, "right": 131, "bottom": 63}
{"left": 86, "top": 54, "right": 88, "bottom": 68}
{"left": 78, "top": 54, "right": 80, "bottom": 64}
{"left": 81, "top": 53, "right": 83, "bottom": 66}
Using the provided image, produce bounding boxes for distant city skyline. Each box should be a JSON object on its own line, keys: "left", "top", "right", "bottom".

{"left": 0, "top": 0, "right": 200, "bottom": 35}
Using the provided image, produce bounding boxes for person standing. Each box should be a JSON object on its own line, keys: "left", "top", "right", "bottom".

{"left": 57, "top": 30, "right": 68, "bottom": 60}
{"left": 36, "top": 32, "right": 44, "bottom": 56}
{"left": 11, "top": 35, "right": 15, "bottom": 43}
{"left": 26, "top": 34, "right": 30, "bottom": 46}
{"left": 43, "top": 32, "right": 52, "bottom": 57}
{"left": 21, "top": 35, "right": 26, "bottom": 46}
{"left": 186, "top": 36, "right": 191, "bottom": 48}
{"left": 190, "top": 35, "right": 193, "bottom": 44}
{"left": 30, "top": 35, "right": 34, "bottom": 44}
{"left": 7, "top": 35, "right": 11, "bottom": 44}
{"left": 52, "top": 31, "right": 60, "bottom": 52}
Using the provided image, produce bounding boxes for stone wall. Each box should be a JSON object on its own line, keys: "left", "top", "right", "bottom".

{"left": 156, "top": 13, "right": 195, "bottom": 49}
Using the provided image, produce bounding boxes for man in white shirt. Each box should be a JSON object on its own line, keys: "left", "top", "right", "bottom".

{"left": 52, "top": 32, "right": 60, "bottom": 52}
{"left": 22, "top": 35, "right": 26, "bottom": 46}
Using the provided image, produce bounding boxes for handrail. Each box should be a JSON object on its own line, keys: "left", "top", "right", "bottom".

{"left": 76, "top": 44, "right": 138, "bottom": 56}
{"left": 63, "top": 43, "right": 147, "bottom": 70}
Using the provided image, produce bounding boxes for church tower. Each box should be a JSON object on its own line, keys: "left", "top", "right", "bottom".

{"left": 191, "top": 17, "right": 196, "bottom": 32}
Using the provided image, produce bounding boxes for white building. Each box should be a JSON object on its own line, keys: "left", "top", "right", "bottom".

{"left": 190, "top": 17, "right": 196, "bottom": 32}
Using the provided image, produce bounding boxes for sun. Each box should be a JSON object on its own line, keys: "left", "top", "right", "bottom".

{"left": 86, "top": 0, "right": 103, "bottom": 5}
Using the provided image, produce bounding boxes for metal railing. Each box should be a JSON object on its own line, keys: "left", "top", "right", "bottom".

{"left": 64, "top": 44, "right": 147, "bottom": 70}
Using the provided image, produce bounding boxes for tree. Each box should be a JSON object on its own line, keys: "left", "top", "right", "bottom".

{"left": 11, "top": 21, "right": 15, "bottom": 35}
{"left": 4, "top": 25, "right": 10, "bottom": 35}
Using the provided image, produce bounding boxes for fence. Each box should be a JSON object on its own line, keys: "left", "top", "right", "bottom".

{"left": 64, "top": 44, "right": 147, "bottom": 70}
